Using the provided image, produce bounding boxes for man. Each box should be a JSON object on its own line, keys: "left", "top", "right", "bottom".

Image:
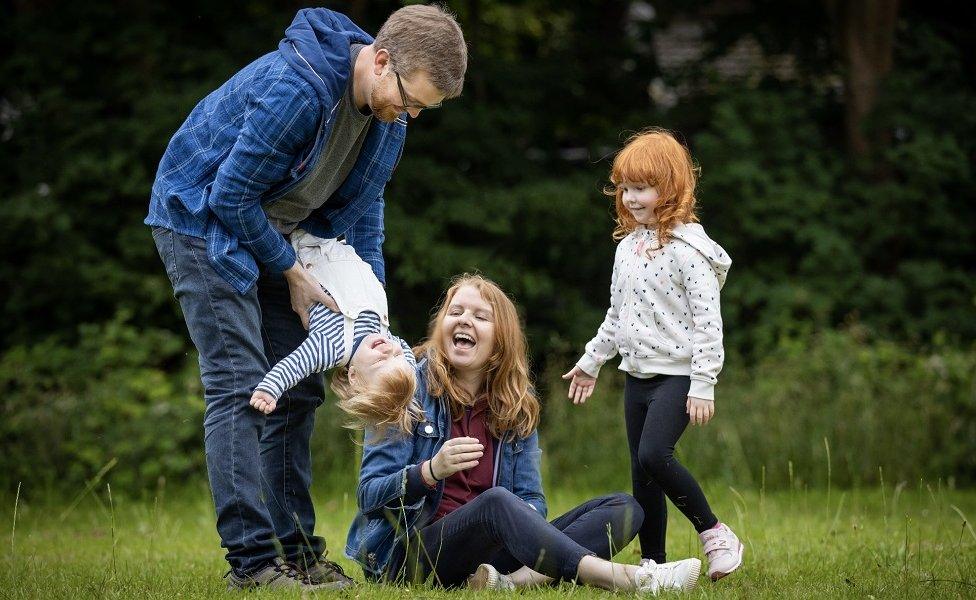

{"left": 146, "top": 5, "right": 466, "bottom": 590}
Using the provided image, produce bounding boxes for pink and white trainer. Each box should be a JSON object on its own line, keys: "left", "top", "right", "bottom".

{"left": 699, "top": 523, "right": 744, "bottom": 581}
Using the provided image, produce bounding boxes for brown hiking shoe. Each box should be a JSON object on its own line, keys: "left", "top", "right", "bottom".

{"left": 303, "top": 555, "right": 356, "bottom": 588}
{"left": 225, "top": 557, "right": 329, "bottom": 591}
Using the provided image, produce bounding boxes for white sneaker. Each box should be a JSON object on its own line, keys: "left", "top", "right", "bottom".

{"left": 634, "top": 558, "right": 701, "bottom": 594}
{"left": 467, "top": 563, "right": 516, "bottom": 591}
{"left": 699, "top": 522, "right": 744, "bottom": 581}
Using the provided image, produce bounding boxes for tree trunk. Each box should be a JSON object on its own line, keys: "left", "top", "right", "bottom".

{"left": 825, "top": 0, "right": 900, "bottom": 158}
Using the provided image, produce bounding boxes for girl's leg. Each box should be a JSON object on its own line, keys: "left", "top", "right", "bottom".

{"left": 625, "top": 375, "right": 669, "bottom": 562}
{"left": 637, "top": 375, "right": 718, "bottom": 533}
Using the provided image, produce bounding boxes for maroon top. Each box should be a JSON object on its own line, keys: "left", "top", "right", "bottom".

{"left": 433, "top": 400, "right": 496, "bottom": 521}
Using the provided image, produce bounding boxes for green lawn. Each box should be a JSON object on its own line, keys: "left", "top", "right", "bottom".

{"left": 3, "top": 483, "right": 975, "bottom": 599}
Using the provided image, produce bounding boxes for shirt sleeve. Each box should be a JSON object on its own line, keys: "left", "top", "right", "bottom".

{"left": 357, "top": 426, "right": 433, "bottom": 517}
{"left": 395, "top": 335, "right": 417, "bottom": 368}
{"left": 577, "top": 249, "right": 622, "bottom": 378}
{"left": 679, "top": 249, "right": 725, "bottom": 400}
{"left": 207, "top": 75, "right": 320, "bottom": 273}
{"left": 345, "top": 196, "right": 386, "bottom": 285}
{"left": 511, "top": 431, "right": 547, "bottom": 517}
{"left": 254, "top": 304, "right": 346, "bottom": 399}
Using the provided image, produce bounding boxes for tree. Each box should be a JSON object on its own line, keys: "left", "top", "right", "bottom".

{"left": 825, "top": 0, "right": 900, "bottom": 158}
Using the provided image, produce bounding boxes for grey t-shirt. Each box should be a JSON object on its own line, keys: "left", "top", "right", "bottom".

{"left": 265, "top": 43, "right": 373, "bottom": 234}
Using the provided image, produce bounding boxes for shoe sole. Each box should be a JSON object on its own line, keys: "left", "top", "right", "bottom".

{"left": 684, "top": 559, "right": 702, "bottom": 592}
{"left": 310, "top": 580, "right": 355, "bottom": 590}
{"left": 467, "top": 564, "right": 495, "bottom": 590}
{"left": 710, "top": 542, "right": 745, "bottom": 582}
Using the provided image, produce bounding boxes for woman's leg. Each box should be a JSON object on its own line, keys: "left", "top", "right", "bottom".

{"left": 432, "top": 489, "right": 697, "bottom": 593}
{"left": 625, "top": 375, "right": 670, "bottom": 562}
{"left": 636, "top": 375, "right": 718, "bottom": 534}
{"left": 489, "top": 493, "right": 644, "bottom": 587}
{"left": 403, "top": 487, "right": 594, "bottom": 587}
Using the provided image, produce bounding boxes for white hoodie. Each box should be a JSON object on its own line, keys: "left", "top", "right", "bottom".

{"left": 577, "top": 223, "right": 732, "bottom": 400}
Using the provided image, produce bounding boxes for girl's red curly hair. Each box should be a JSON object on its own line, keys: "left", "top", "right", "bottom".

{"left": 607, "top": 127, "right": 700, "bottom": 243}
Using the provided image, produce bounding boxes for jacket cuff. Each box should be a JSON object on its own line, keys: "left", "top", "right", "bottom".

{"left": 689, "top": 379, "right": 715, "bottom": 401}
{"left": 576, "top": 354, "right": 603, "bottom": 378}
{"left": 265, "top": 243, "right": 298, "bottom": 274}
{"left": 405, "top": 464, "right": 433, "bottom": 503}
{"left": 366, "top": 256, "right": 386, "bottom": 286}
{"left": 253, "top": 382, "right": 282, "bottom": 400}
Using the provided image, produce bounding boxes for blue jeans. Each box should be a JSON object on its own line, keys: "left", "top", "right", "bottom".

{"left": 390, "top": 489, "right": 643, "bottom": 587}
{"left": 152, "top": 227, "right": 326, "bottom": 574}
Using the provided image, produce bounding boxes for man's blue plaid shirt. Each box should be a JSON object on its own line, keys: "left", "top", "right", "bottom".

{"left": 146, "top": 45, "right": 406, "bottom": 293}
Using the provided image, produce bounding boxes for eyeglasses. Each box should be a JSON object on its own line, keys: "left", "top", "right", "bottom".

{"left": 394, "top": 71, "right": 442, "bottom": 110}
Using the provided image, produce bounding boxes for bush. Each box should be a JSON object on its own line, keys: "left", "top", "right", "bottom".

{"left": 0, "top": 309, "right": 365, "bottom": 496}
{"left": 541, "top": 330, "right": 976, "bottom": 491}
{"left": 2, "top": 324, "right": 973, "bottom": 495}
{"left": 0, "top": 312, "right": 204, "bottom": 495}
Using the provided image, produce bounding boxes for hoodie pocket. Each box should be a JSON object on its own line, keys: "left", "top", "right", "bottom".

{"left": 626, "top": 318, "right": 671, "bottom": 359}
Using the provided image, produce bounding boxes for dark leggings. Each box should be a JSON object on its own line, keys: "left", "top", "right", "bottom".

{"left": 390, "top": 489, "right": 643, "bottom": 587}
{"left": 625, "top": 374, "right": 718, "bottom": 563}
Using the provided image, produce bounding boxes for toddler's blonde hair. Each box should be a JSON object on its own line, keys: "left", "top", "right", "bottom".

{"left": 331, "top": 364, "right": 420, "bottom": 434}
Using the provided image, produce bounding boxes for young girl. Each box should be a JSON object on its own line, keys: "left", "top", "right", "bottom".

{"left": 250, "top": 229, "right": 419, "bottom": 433}
{"left": 563, "top": 128, "right": 744, "bottom": 581}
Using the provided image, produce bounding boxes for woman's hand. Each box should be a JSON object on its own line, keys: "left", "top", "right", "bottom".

{"left": 283, "top": 262, "right": 339, "bottom": 329}
{"left": 423, "top": 436, "right": 484, "bottom": 485}
{"left": 686, "top": 396, "right": 715, "bottom": 426}
{"left": 562, "top": 366, "right": 597, "bottom": 405}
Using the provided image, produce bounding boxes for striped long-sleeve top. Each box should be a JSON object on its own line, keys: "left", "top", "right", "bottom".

{"left": 255, "top": 304, "right": 414, "bottom": 400}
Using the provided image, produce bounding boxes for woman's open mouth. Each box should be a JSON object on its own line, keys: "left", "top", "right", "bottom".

{"left": 452, "top": 332, "right": 475, "bottom": 350}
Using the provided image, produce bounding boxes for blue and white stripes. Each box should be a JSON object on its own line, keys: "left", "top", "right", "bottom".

{"left": 255, "top": 306, "right": 414, "bottom": 400}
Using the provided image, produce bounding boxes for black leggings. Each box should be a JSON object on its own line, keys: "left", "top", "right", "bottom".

{"left": 389, "top": 489, "right": 643, "bottom": 587}
{"left": 625, "top": 374, "right": 718, "bottom": 563}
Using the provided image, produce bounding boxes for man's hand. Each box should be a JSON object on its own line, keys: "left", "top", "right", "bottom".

{"left": 250, "top": 390, "right": 278, "bottom": 414}
{"left": 422, "top": 437, "right": 484, "bottom": 485}
{"left": 686, "top": 396, "right": 715, "bottom": 426}
{"left": 283, "top": 262, "right": 339, "bottom": 329}
{"left": 562, "top": 366, "right": 597, "bottom": 405}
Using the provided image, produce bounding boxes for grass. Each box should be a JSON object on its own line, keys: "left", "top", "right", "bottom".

{"left": 2, "top": 481, "right": 975, "bottom": 599}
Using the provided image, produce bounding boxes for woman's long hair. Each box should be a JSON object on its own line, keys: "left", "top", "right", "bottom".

{"left": 417, "top": 274, "right": 539, "bottom": 439}
{"left": 607, "top": 127, "right": 700, "bottom": 243}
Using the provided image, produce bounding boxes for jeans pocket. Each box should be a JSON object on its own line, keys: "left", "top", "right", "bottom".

{"left": 151, "top": 227, "right": 180, "bottom": 288}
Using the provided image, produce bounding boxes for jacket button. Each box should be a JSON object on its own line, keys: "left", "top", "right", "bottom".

{"left": 424, "top": 425, "right": 434, "bottom": 434}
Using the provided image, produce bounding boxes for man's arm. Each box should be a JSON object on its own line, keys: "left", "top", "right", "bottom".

{"left": 207, "top": 75, "right": 321, "bottom": 273}
{"left": 345, "top": 196, "right": 386, "bottom": 285}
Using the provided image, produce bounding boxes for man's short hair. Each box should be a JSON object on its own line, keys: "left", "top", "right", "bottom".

{"left": 374, "top": 4, "right": 467, "bottom": 98}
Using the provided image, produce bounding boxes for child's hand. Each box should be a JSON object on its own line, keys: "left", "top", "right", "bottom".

{"left": 562, "top": 366, "right": 597, "bottom": 405}
{"left": 250, "top": 390, "right": 278, "bottom": 414}
{"left": 686, "top": 396, "right": 714, "bottom": 425}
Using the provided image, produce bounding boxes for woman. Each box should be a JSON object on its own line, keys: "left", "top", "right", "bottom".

{"left": 344, "top": 274, "right": 701, "bottom": 593}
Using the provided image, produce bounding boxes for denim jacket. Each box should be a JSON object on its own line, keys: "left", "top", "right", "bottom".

{"left": 344, "top": 360, "right": 547, "bottom": 579}
{"left": 145, "top": 9, "right": 406, "bottom": 293}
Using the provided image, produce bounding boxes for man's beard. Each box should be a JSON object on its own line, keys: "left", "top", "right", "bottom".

{"left": 368, "top": 86, "right": 402, "bottom": 123}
